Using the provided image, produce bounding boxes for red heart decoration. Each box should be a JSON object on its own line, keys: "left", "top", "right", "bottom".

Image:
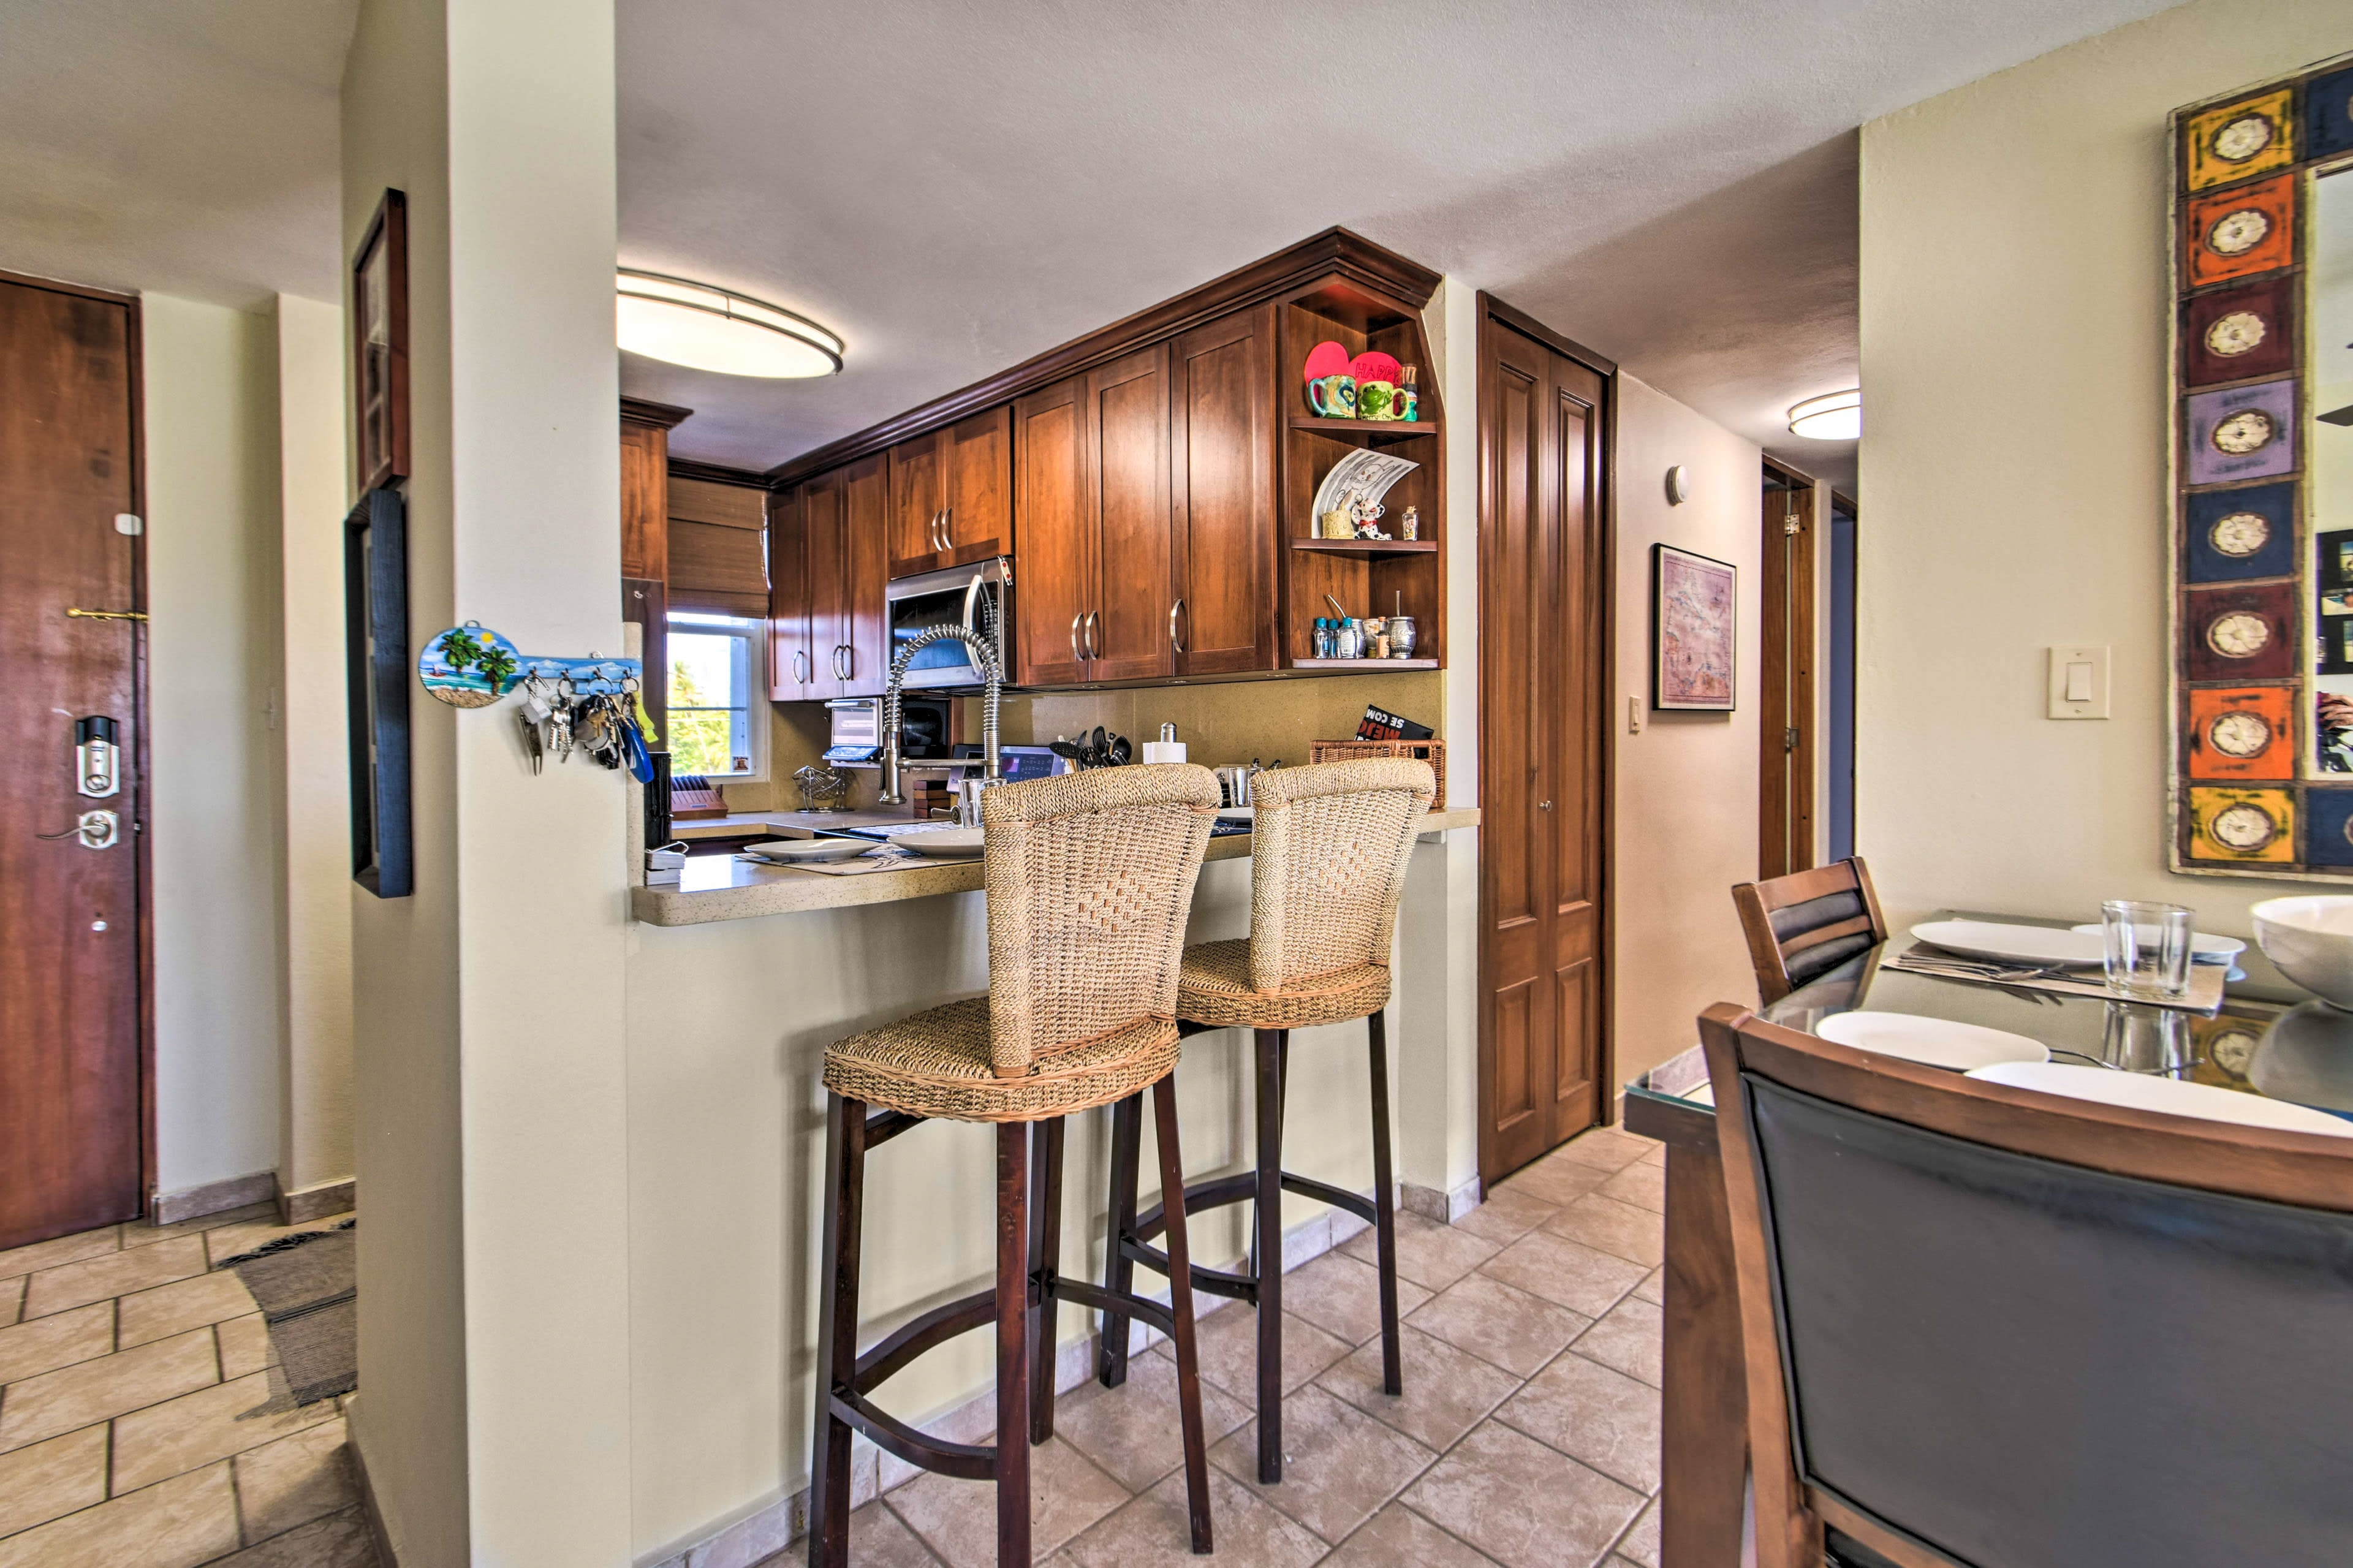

{"left": 1350, "top": 350, "right": 1401, "bottom": 385}
{"left": 1303, "top": 340, "right": 1351, "bottom": 383}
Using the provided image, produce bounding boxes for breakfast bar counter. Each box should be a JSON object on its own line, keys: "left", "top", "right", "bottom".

{"left": 632, "top": 806, "right": 1482, "bottom": 925}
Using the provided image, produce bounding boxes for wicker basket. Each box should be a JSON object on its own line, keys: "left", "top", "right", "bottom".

{"left": 1306, "top": 739, "right": 1446, "bottom": 811}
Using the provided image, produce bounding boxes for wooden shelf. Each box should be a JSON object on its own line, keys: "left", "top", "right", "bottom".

{"left": 1290, "top": 537, "right": 1436, "bottom": 555}
{"left": 1289, "top": 416, "right": 1440, "bottom": 441}
{"left": 1289, "top": 657, "right": 1439, "bottom": 670}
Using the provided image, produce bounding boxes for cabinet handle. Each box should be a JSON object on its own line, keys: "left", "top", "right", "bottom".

{"left": 1169, "top": 598, "right": 1185, "bottom": 655}
{"left": 841, "top": 644, "right": 854, "bottom": 681}
{"left": 793, "top": 649, "right": 809, "bottom": 684}
{"left": 941, "top": 507, "right": 953, "bottom": 552}
{"left": 1086, "top": 610, "right": 1101, "bottom": 661}
{"left": 1070, "top": 612, "right": 1086, "bottom": 664}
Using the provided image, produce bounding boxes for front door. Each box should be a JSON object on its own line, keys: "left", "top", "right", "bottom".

{"left": 0, "top": 273, "right": 147, "bottom": 1248}
{"left": 1479, "top": 306, "right": 1608, "bottom": 1183}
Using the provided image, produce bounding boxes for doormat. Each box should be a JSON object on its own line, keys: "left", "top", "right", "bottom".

{"left": 219, "top": 1220, "right": 357, "bottom": 1413}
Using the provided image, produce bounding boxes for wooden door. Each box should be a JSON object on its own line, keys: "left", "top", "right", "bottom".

{"left": 1012, "top": 376, "right": 1093, "bottom": 686}
{"left": 941, "top": 406, "right": 1012, "bottom": 567}
{"left": 839, "top": 453, "right": 891, "bottom": 697}
{"left": 0, "top": 275, "right": 146, "bottom": 1247}
{"left": 1084, "top": 344, "right": 1172, "bottom": 682}
{"left": 801, "top": 468, "right": 851, "bottom": 699}
{"left": 887, "top": 430, "right": 944, "bottom": 579}
{"left": 1169, "top": 306, "right": 1276, "bottom": 676}
{"left": 768, "top": 483, "right": 817, "bottom": 701}
{"left": 1478, "top": 308, "right": 1608, "bottom": 1183}
{"left": 1759, "top": 465, "right": 1817, "bottom": 879}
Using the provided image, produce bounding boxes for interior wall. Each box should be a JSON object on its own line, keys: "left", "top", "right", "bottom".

{"left": 273, "top": 291, "right": 355, "bottom": 1200}
{"left": 1609, "top": 373, "right": 1765, "bottom": 1088}
{"left": 1858, "top": 0, "right": 2353, "bottom": 945}
{"left": 142, "top": 293, "right": 289, "bottom": 1197}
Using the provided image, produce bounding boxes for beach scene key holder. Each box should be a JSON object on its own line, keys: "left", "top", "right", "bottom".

{"left": 417, "top": 621, "right": 652, "bottom": 779}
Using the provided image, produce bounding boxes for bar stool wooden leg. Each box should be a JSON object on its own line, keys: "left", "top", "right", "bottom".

{"left": 1028, "top": 1117, "right": 1066, "bottom": 1444}
{"left": 1367, "top": 1008, "right": 1403, "bottom": 1396}
{"left": 1097, "top": 1093, "right": 1143, "bottom": 1388}
{"left": 808, "top": 1094, "right": 867, "bottom": 1568}
{"left": 1152, "top": 1075, "right": 1214, "bottom": 1554}
{"left": 996, "top": 1121, "right": 1032, "bottom": 1565}
{"left": 1253, "top": 1027, "right": 1285, "bottom": 1485}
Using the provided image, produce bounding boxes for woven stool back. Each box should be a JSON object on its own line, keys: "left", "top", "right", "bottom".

{"left": 980, "top": 763, "right": 1221, "bottom": 1078}
{"left": 1244, "top": 759, "right": 1436, "bottom": 993}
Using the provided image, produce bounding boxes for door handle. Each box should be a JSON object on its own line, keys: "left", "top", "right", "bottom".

{"left": 1086, "top": 610, "right": 1101, "bottom": 661}
{"left": 839, "top": 645, "right": 854, "bottom": 681}
{"left": 1169, "top": 598, "right": 1185, "bottom": 655}
{"left": 1070, "top": 612, "right": 1086, "bottom": 664}
{"left": 39, "top": 809, "right": 119, "bottom": 849}
{"left": 940, "top": 507, "right": 953, "bottom": 552}
{"left": 1539, "top": 801, "right": 1553, "bottom": 811}
{"left": 793, "top": 649, "right": 809, "bottom": 684}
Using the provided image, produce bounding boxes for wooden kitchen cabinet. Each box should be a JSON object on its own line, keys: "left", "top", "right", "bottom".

{"left": 1010, "top": 377, "right": 1091, "bottom": 686}
{"left": 773, "top": 453, "right": 889, "bottom": 701}
{"left": 886, "top": 405, "right": 1011, "bottom": 579}
{"left": 1168, "top": 305, "right": 1277, "bottom": 676}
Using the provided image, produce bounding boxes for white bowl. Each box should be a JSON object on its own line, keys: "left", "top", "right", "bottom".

{"left": 2251, "top": 896, "right": 2353, "bottom": 1010}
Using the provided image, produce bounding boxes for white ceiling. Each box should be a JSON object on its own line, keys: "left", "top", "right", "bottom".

{"left": 0, "top": 1, "right": 355, "bottom": 307}
{"left": 618, "top": 0, "right": 2181, "bottom": 491}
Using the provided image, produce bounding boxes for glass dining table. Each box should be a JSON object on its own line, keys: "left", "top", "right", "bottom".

{"left": 1618, "top": 911, "right": 2353, "bottom": 1568}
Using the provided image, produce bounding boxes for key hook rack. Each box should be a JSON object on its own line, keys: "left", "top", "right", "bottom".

{"left": 416, "top": 621, "right": 641, "bottom": 705}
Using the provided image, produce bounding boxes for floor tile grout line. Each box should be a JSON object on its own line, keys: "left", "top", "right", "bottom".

{"left": 2, "top": 1347, "right": 334, "bottom": 1477}
{"left": 1395, "top": 1498, "right": 1515, "bottom": 1567}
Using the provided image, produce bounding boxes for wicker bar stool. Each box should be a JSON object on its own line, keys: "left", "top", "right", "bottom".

{"left": 808, "top": 765, "right": 1224, "bottom": 1567}
{"left": 1095, "top": 758, "right": 1436, "bottom": 1485}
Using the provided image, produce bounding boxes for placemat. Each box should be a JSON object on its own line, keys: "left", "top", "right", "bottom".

{"left": 1880, "top": 942, "right": 2227, "bottom": 1013}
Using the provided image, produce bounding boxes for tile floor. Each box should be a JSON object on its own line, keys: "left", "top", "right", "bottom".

{"left": 800, "top": 1122, "right": 1669, "bottom": 1568}
{"left": 0, "top": 1203, "right": 374, "bottom": 1568}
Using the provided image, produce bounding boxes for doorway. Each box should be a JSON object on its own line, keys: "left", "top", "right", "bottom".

{"left": 1476, "top": 296, "right": 1612, "bottom": 1185}
{"left": 0, "top": 271, "right": 150, "bottom": 1248}
{"left": 1759, "top": 459, "right": 1818, "bottom": 879}
{"left": 1826, "top": 491, "right": 1857, "bottom": 862}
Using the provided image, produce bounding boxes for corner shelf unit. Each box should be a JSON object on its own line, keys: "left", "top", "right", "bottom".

{"left": 1279, "top": 281, "right": 1446, "bottom": 669}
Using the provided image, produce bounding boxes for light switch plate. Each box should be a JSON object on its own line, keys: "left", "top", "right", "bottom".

{"left": 2047, "top": 645, "right": 2110, "bottom": 719}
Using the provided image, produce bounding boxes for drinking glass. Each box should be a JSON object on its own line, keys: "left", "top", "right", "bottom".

{"left": 2100, "top": 1002, "right": 2194, "bottom": 1073}
{"left": 2101, "top": 900, "right": 2194, "bottom": 1000}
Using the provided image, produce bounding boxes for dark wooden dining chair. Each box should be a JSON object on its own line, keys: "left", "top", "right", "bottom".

{"left": 1697, "top": 1001, "right": 2353, "bottom": 1568}
{"left": 1731, "top": 857, "right": 1887, "bottom": 1004}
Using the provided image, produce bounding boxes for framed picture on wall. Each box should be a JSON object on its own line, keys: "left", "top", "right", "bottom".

{"left": 351, "top": 188, "right": 410, "bottom": 493}
{"left": 345, "top": 487, "right": 412, "bottom": 898}
{"left": 1653, "top": 543, "right": 1738, "bottom": 711}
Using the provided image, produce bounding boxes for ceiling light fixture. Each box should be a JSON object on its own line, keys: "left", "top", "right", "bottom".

{"left": 1787, "top": 390, "right": 1861, "bottom": 441}
{"left": 616, "top": 268, "right": 843, "bottom": 379}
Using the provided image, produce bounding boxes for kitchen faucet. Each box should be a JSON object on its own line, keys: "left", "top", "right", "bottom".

{"left": 876, "top": 625, "right": 1001, "bottom": 806}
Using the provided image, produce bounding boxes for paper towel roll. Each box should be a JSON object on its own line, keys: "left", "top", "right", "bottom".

{"left": 1141, "top": 742, "right": 1187, "bottom": 764}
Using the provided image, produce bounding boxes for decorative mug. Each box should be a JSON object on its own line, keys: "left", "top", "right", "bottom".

{"left": 1357, "top": 380, "right": 1397, "bottom": 421}
{"left": 1308, "top": 374, "right": 1357, "bottom": 418}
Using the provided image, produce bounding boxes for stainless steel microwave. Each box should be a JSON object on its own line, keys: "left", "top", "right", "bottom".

{"left": 884, "top": 557, "right": 1010, "bottom": 690}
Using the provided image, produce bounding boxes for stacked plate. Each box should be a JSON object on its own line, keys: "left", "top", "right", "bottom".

{"left": 1812, "top": 1012, "right": 2048, "bottom": 1072}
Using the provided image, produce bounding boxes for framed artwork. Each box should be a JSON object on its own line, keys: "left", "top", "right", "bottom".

{"left": 1652, "top": 543, "right": 1737, "bottom": 711}
{"left": 344, "top": 487, "right": 412, "bottom": 898}
{"left": 2169, "top": 53, "right": 2353, "bottom": 877}
{"left": 352, "top": 189, "right": 410, "bottom": 493}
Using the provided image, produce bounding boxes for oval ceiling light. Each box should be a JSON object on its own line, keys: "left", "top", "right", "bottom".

{"left": 616, "top": 268, "right": 843, "bottom": 378}
{"left": 1787, "top": 389, "right": 1861, "bottom": 441}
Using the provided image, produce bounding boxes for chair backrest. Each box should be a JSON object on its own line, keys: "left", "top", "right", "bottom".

{"left": 1731, "top": 857, "right": 1887, "bottom": 1004}
{"left": 980, "top": 763, "right": 1220, "bottom": 1078}
{"left": 1698, "top": 1001, "right": 2353, "bottom": 1568}
{"left": 1244, "top": 758, "right": 1436, "bottom": 991}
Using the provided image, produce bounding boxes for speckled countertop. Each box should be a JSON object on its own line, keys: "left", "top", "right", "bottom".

{"left": 631, "top": 807, "right": 1481, "bottom": 927}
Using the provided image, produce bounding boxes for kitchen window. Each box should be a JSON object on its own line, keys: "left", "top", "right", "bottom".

{"left": 667, "top": 613, "right": 767, "bottom": 782}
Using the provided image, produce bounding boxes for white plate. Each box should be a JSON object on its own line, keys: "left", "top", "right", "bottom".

{"left": 1909, "top": 920, "right": 2105, "bottom": 968}
{"left": 1966, "top": 1061, "right": 2353, "bottom": 1137}
{"left": 2067, "top": 924, "right": 2245, "bottom": 964}
{"left": 1814, "top": 1012, "right": 2050, "bottom": 1072}
{"left": 889, "top": 827, "right": 985, "bottom": 857}
{"left": 745, "top": 838, "right": 868, "bottom": 864}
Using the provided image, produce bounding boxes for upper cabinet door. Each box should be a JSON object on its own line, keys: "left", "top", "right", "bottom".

{"left": 768, "top": 483, "right": 816, "bottom": 702}
{"left": 887, "top": 430, "right": 944, "bottom": 580}
{"left": 800, "top": 468, "right": 852, "bottom": 699}
{"left": 1169, "top": 305, "right": 1276, "bottom": 676}
{"left": 941, "top": 406, "right": 1012, "bottom": 567}
{"left": 840, "top": 452, "right": 892, "bottom": 696}
{"left": 1085, "top": 344, "right": 1173, "bottom": 683}
{"left": 1011, "top": 376, "right": 1093, "bottom": 687}
{"left": 620, "top": 420, "right": 669, "bottom": 581}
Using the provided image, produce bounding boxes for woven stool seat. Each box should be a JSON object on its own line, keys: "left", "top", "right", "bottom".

{"left": 824, "top": 999, "right": 1181, "bottom": 1123}
{"left": 1176, "top": 939, "right": 1392, "bottom": 1029}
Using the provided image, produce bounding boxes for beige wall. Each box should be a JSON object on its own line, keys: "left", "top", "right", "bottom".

{"left": 1608, "top": 374, "right": 1765, "bottom": 1086}
{"left": 1859, "top": 0, "right": 2353, "bottom": 952}
{"left": 273, "top": 292, "right": 355, "bottom": 1200}
{"left": 142, "top": 294, "right": 289, "bottom": 1195}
